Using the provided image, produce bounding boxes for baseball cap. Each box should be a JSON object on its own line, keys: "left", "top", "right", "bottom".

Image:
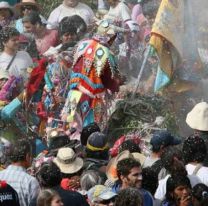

{"left": 87, "top": 185, "right": 117, "bottom": 203}
{"left": 150, "top": 130, "right": 181, "bottom": 148}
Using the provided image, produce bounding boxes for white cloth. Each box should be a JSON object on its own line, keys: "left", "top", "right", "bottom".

{"left": 0, "top": 51, "right": 33, "bottom": 81}
{"left": 104, "top": 2, "right": 131, "bottom": 22}
{"left": 186, "top": 163, "right": 208, "bottom": 186}
{"left": 154, "top": 174, "right": 201, "bottom": 200}
{"left": 47, "top": 3, "right": 95, "bottom": 29}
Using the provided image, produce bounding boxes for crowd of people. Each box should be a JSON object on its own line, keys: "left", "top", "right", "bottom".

{"left": 0, "top": 0, "right": 208, "bottom": 206}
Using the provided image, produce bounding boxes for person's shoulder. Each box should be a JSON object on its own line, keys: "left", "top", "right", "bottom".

{"left": 78, "top": 2, "right": 93, "bottom": 11}
{"left": 51, "top": 3, "right": 63, "bottom": 12}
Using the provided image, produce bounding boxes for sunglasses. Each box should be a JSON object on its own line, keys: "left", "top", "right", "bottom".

{"left": 21, "top": 6, "right": 35, "bottom": 11}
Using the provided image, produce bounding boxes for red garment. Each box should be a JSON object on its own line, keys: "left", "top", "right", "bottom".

{"left": 26, "top": 58, "right": 47, "bottom": 100}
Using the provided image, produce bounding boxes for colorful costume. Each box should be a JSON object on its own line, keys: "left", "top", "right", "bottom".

{"left": 62, "top": 23, "right": 121, "bottom": 131}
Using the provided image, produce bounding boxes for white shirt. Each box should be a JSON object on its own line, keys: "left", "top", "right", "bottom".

{"left": 104, "top": 2, "right": 131, "bottom": 22}
{"left": 186, "top": 163, "right": 208, "bottom": 186}
{"left": 47, "top": 3, "right": 95, "bottom": 29}
{"left": 154, "top": 174, "right": 201, "bottom": 200}
{"left": 0, "top": 51, "right": 33, "bottom": 81}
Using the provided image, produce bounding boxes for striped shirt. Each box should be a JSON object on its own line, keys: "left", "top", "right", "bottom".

{"left": 0, "top": 165, "right": 40, "bottom": 206}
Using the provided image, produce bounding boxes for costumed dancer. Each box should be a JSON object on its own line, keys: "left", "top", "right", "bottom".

{"left": 61, "top": 20, "right": 122, "bottom": 140}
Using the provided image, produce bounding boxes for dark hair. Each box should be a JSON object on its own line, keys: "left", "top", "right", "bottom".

{"left": 119, "top": 140, "right": 141, "bottom": 154}
{"left": 85, "top": 148, "right": 109, "bottom": 160}
{"left": 48, "top": 135, "right": 70, "bottom": 151}
{"left": 59, "top": 17, "right": 77, "bottom": 37}
{"left": 114, "top": 187, "right": 143, "bottom": 206}
{"left": 161, "top": 146, "right": 187, "bottom": 176}
{"left": 9, "top": 139, "right": 32, "bottom": 162}
{"left": 36, "top": 162, "right": 62, "bottom": 188}
{"left": 192, "top": 183, "right": 208, "bottom": 206}
{"left": 80, "top": 123, "right": 100, "bottom": 146}
{"left": 182, "top": 134, "right": 207, "bottom": 164}
{"left": 0, "top": 27, "right": 19, "bottom": 50}
{"left": 117, "top": 158, "right": 141, "bottom": 179}
{"left": 142, "top": 167, "right": 158, "bottom": 195}
{"left": 165, "top": 175, "right": 191, "bottom": 204}
{"left": 22, "top": 11, "right": 42, "bottom": 25}
{"left": 60, "top": 15, "right": 87, "bottom": 39}
{"left": 37, "top": 189, "right": 60, "bottom": 206}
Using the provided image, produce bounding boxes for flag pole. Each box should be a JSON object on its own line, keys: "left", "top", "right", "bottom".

{"left": 131, "top": 44, "right": 151, "bottom": 99}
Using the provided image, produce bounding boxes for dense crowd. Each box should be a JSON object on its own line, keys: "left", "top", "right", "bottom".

{"left": 0, "top": 0, "right": 208, "bottom": 206}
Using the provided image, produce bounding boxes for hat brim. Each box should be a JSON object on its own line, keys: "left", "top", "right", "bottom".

{"left": 99, "top": 191, "right": 117, "bottom": 200}
{"left": 132, "top": 152, "right": 146, "bottom": 165}
{"left": 53, "top": 157, "right": 83, "bottom": 174}
{"left": 15, "top": 2, "right": 40, "bottom": 14}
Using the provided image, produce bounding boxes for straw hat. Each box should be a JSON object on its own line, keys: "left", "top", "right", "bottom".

{"left": 15, "top": 0, "right": 40, "bottom": 13}
{"left": 186, "top": 102, "right": 208, "bottom": 131}
{"left": 53, "top": 147, "right": 84, "bottom": 174}
{"left": 0, "top": 2, "right": 14, "bottom": 16}
{"left": 106, "top": 150, "right": 145, "bottom": 182}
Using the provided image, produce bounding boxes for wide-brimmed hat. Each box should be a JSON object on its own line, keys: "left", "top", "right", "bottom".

{"left": 106, "top": 150, "right": 145, "bottom": 182}
{"left": 53, "top": 147, "right": 83, "bottom": 174}
{"left": 0, "top": 2, "right": 14, "bottom": 16}
{"left": 15, "top": 0, "right": 40, "bottom": 14}
{"left": 186, "top": 102, "right": 208, "bottom": 131}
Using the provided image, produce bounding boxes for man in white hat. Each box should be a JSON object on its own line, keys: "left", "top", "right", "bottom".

{"left": 47, "top": 0, "right": 95, "bottom": 29}
{"left": 186, "top": 102, "right": 208, "bottom": 166}
{"left": 0, "top": 1, "right": 14, "bottom": 28}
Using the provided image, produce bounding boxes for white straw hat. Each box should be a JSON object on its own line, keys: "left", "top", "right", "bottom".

{"left": 186, "top": 102, "right": 208, "bottom": 131}
{"left": 53, "top": 147, "right": 84, "bottom": 174}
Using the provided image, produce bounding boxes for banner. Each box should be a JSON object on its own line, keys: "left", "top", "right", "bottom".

{"left": 149, "top": 0, "right": 184, "bottom": 91}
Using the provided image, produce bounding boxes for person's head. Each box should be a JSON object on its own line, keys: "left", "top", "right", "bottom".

{"left": 9, "top": 139, "right": 32, "bottom": 168}
{"left": 53, "top": 147, "right": 84, "bottom": 177}
{"left": 59, "top": 17, "right": 78, "bottom": 44}
{"left": 161, "top": 146, "right": 187, "bottom": 176}
{"left": 150, "top": 130, "right": 181, "bottom": 154}
{"left": 0, "top": 2, "right": 13, "bottom": 22}
{"left": 80, "top": 123, "right": 100, "bottom": 146}
{"left": 88, "top": 185, "right": 117, "bottom": 206}
{"left": 182, "top": 134, "right": 207, "bottom": 164}
{"left": 114, "top": 187, "right": 143, "bottom": 206}
{"left": 117, "top": 158, "right": 142, "bottom": 189}
{"left": 0, "top": 27, "right": 20, "bottom": 52}
{"left": 22, "top": 11, "right": 42, "bottom": 33}
{"left": 119, "top": 139, "right": 141, "bottom": 154}
{"left": 86, "top": 132, "right": 109, "bottom": 160}
{"left": 80, "top": 170, "right": 102, "bottom": 191}
{"left": 65, "top": 15, "right": 87, "bottom": 39}
{"left": 142, "top": 167, "right": 158, "bottom": 196}
{"left": 165, "top": 175, "right": 192, "bottom": 205}
{"left": 15, "top": 0, "right": 40, "bottom": 17}
{"left": 63, "top": 0, "right": 79, "bottom": 8}
{"left": 192, "top": 183, "right": 208, "bottom": 206}
{"left": 37, "top": 189, "right": 63, "bottom": 206}
{"left": 36, "top": 162, "right": 62, "bottom": 188}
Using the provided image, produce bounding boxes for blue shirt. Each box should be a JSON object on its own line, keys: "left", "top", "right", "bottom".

{"left": 112, "top": 182, "right": 153, "bottom": 206}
